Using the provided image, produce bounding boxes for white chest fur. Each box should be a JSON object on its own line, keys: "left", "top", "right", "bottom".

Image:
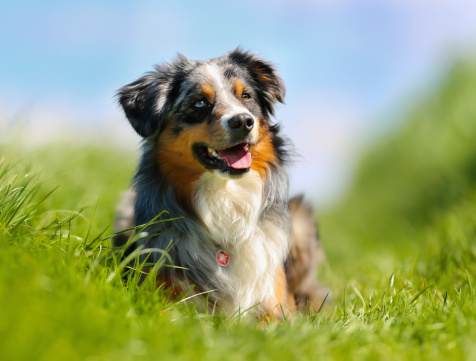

{"left": 192, "top": 171, "right": 290, "bottom": 314}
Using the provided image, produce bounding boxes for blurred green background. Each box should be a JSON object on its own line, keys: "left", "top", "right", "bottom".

{"left": 321, "top": 57, "right": 476, "bottom": 277}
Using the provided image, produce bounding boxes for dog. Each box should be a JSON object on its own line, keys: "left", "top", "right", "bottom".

{"left": 113, "top": 49, "right": 327, "bottom": 319}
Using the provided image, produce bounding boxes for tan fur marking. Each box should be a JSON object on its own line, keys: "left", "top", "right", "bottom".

{"left": 157, "top": 115, "right": 276, "bottom": 205}
{"left": 201, "top": 84, "right": 216, "bottom": 103}
{"left": 262, "top": 265, "right": 295, "bottom": 321}
{"left": 157, "top": 119, "right": 238, "bottom": 208}
{"left": 233, "top": 79, "right": 246, "bottom": 98}
{"left": 259, "top": 75, "right": 271, "bottom": 82}
{"left": 274, "top": 266, "right": 290, "bottom": 306}
{"left": 157, "top": 123, "right": 208, "bottom": 208}
{"left": 156, "top": 274, "right": 186, "bottom": 300}
{"left": 250, "top": 125, "right": 278, "bottom": 179}
{"left": 142, "top": 266, "right": 187, "bottom": 300}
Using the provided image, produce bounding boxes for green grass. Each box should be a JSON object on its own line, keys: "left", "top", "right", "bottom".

{"left": 1, "top": 58, "right": 476, "bottom": 360}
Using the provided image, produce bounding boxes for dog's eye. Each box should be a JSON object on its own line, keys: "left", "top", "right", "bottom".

{"left": 193, "top": 100, "right": 208, "bottom": 108}
{"left": 241, "top": 93, "right": 251, "bottom": 101}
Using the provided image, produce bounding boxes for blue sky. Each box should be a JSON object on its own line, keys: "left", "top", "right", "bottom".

{"left": 0, "top": 1, "right": 411, "bottom": 112}
{"left": 1, "top": 0, "right": 476, "bottom": 205}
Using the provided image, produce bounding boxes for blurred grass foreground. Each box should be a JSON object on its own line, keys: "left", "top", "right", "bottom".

{"left": 1, "top": 58, "right": 476, "bottom": 360}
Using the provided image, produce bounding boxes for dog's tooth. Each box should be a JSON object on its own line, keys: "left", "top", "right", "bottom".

{"left": 207, "top": 147, "right": 220, "bottom": 159}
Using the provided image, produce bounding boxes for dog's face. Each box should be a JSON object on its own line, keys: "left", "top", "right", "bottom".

{"left": 118, "top": 49, "right": 285, "bottom": 197}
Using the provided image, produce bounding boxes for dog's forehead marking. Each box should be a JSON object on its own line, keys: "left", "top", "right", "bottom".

{"left": 205, "top": 63, "right": 233, "bottom": 105}
{"left": 205, "top": 64, "right": 226, "bottom": 93}
{"left": 205, "top": 63, "right": 251, "bottom": 121}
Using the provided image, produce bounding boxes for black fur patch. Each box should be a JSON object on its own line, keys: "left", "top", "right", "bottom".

{"left": 117, "top": 72, "right": 162, "bottom": 138}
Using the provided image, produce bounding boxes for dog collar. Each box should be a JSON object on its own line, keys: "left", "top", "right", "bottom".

{"left": 216, "top": 250, "right": 230, "bottom": 267}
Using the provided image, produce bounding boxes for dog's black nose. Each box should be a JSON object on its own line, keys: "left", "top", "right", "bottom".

{"left": 227, "top": 113, "right": 254, "bottom": 135}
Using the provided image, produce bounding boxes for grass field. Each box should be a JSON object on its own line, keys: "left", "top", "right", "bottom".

{"left": 1, "top": 59, "right": 476, "bottom": 360}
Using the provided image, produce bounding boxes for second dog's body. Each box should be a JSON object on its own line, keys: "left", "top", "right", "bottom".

{"left": 114, "top": 49, "right": 326, "bottom": 318}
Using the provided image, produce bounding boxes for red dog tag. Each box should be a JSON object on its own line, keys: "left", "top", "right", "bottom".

{"left": 216, "top": 250, "right": 230, "bottom": 266}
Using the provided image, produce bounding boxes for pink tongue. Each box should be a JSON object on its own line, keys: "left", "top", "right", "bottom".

{"left": 217, "top": 144, "right": 252, "bottom": 169}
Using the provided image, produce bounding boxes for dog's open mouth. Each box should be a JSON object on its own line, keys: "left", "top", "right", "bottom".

{"left": 194, "top": 143, "right": 251, "bottom": 175}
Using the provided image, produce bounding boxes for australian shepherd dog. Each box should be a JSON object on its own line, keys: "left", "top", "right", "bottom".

{"left": 113, "top": 49, "right": 327, "bottom": 319}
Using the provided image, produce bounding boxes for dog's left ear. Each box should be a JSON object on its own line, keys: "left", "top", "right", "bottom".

{"left": 117, "top": 71, "right": 163, "bottom": 138}
{"left": 228, "top": 49, "right": 286, "bottom": 117}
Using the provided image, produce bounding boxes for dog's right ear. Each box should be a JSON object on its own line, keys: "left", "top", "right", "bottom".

{"left": 117, "top": 72, "right": 163, "bottom": 138}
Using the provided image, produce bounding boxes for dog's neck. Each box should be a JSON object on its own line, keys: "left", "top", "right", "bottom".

{"left": 193, "top": 171, "right": 263, "bottom": 248}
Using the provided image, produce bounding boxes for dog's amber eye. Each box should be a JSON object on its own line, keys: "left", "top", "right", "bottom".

{"left": 241, "top": 93, "right": 251, "bottom": 101}
{"left": 193, "top": 100, "right": 208, "bottom": 108}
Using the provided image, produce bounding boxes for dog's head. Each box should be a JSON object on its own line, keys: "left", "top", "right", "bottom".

{"left": 118, "top": 49, "right": 285, "bottom": 185}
